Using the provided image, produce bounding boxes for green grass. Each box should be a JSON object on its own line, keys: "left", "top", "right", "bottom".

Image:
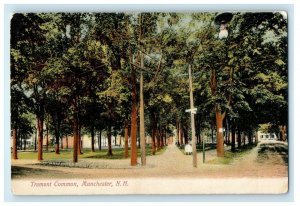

{"left": 206, "top": 152, "right": 238, "bottom": 165}
{"left": 13, "top": 146, "right": 167, "bottom": 160}
{"left": 206, "top": 145, "right": 255, "bottom": 165}
{"left": 177, "top": 143, "right": 256, "bottom": 165}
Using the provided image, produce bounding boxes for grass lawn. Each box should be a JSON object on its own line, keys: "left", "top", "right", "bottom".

{"left": 206, "top": 144, "right": 256, "bottom": 165}
{"left": 177, "top": 143, "right": 256, "bottom": 165}
{"left": 13, "top": 146, "right": 167, "bottom": 160}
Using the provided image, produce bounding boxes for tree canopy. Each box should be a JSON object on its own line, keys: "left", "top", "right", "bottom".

{"left": 11, "top": 12, "right": 288, "bottom": 162}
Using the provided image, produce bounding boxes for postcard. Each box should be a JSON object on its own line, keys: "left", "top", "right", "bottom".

{"left": 10, "top": 11, "right": 288, "bottom": 195}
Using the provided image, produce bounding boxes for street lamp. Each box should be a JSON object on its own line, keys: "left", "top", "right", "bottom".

{"left": 213, "top": 12, "right": 233, "bottom": 158}
{"left": 214, "top": 12, "right": 233, "bottom": 39}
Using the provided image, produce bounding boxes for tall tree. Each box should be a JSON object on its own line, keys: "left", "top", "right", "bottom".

{"left": 11, "top": 13, "right": 49, "bottom": 161}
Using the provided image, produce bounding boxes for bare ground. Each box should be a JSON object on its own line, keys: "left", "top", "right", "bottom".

{"left": 11, "top": 141, "right": 288, "bottom": 179}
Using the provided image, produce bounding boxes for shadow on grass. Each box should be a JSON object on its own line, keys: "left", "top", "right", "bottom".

{"left": 86, "top": 153, "right": 125, "bottom": 159}
{"left": 236, "top": 143, "right": 257, "bottom": 151}
{"left": 206, "top": 144, "right": 257, "bottom": 165}
{"left": 257, "top": 142, "right": 288, "bottom": 165}
{"left": 11, "top": 166, "right": 64, "bottom": 179}
{"left": 13, "top": 146, "right": 167, "bottom": 160}
{"left": 86, "top": 147, "right": 167, "bottom": 159}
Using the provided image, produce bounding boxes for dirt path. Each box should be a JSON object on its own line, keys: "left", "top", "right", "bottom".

{"left": 11, "top": 143, "right": 288, "bottom": 179}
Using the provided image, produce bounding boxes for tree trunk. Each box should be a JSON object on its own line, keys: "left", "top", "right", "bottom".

{"left": 124, "top": 124, "right": 129, "bottom": 158}
{"left": 91, "top": 125, "right": 95, "bottom": 152}
{"left": 231, "top": 123, "right": 236, "bottom": 152}
{"left": 37, "top": 116, "right": 44, "bottom": 161}
{"left": 161, "top": 129, "right": 164, "bottom": 147}
{"left": 216, "top": 108, "right": 224, "bottom": 157}
{"left": 34, "top": 129, "right": 37, "bottom": 151}
{"left": 12, "top": 127, "right": 18, "bottom": 159}
{"left": 46, "top": 123, "right": 49, "bottom": 152}
{"left": 73, "top": 111, "right": 79, "bottom": 163}
{"left": 163, "top": 132, "right": 165, "bottom": 146}
{"left": 255, "top": 130, "right": 258, "bottom": 145}
{"left": 197, "top": 123, "right": 201, "bottom": 145}
{"left": 77, "top": 125, "right": 83, "bottom": 154}
{"left": 66, "top": 135, "right": 69, "bottom": 149}
{"left": 164, "top": 129, "right": 167, "bottom": 146}
{"left": 98, "top": 130, "right": 102, "bottom": 150}
{"left": 178, "top": 122, "right": 182, "bottom": 145}
{"left": 151, "top": 128, "right": 156, "bottom": 155}
{"left": 226, "top": 118, "right": 230, "bottom": 144}
{"left": 156, "top": 127, "right": 161, "bottom": 150}
{"left": 160, "top": 129, "right": 164, "bottom": 147}
{"left": 23, "top": 135, "right": 26, "bottom": 150}
{"left": 175, "top": 120, "right": 179, "bottom": 144}
{"left": 237, "top": 127, "right": 241, "bottom": 148}
{"left": 18, "top": 135, "right": 21, "bottom": 150}
{"left": 139, "top": 71, "right": 146, "bottom": 166}
{"left": 55, "top": 127, "right": 60, "bottom": 154}
{"left": 165, "top": 128, "right": 167, "bottom": 145}
{"left": 184, "top": 127, "right": 188, "bottom": 145}
{"left": 130, "top": 64, "right": 138, "bottom": 166}
{"left": 107, "top": 125, "right": 113, "bottom": 156}
{"left": 279, "top": 125, "right": 287, "bottom": 141}
{"left": 211, "top": 124, "right": 214, "bottom": 144}
{"left": 157, "top": 129, "right": 161, "bottom": 149}
{"left": 61, "top": 136, "right": 64, "bottom": 149}
{"left": 248, "top": 130, "right": 253, "bottom": 145}
{"left": 182, "top": 128, "right": 185, "bottom": 144}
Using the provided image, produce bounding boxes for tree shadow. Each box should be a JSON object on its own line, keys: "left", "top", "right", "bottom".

{"left": 257, "top": 142, "right": 288, "bottom": 165}
{"left": 11, "top": 166, "right": 64, "bottom": 179}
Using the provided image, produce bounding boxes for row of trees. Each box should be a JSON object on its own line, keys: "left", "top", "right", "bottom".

{"left": 11, "top": 12, "right": 287, "bottom": 164}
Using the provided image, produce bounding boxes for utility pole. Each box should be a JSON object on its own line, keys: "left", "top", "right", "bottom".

{"left": 188, "top": 64, "right": 197, "bottom": 168}
{"left": 140, "top": 51, "right": 146, "bottom": 166}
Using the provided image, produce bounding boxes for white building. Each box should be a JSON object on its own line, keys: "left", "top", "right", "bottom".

{"left": 257, "top": 131, "right": 278, "bottom": 141}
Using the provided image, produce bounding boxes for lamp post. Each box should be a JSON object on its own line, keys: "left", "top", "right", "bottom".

{"left": 214, "top": 12, "right": 233, "bottom": 39}
{"left": 213, "top": 12, "right": 233, "bottom": 157}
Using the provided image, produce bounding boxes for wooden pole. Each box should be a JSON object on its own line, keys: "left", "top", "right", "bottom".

{"left": 188, "top": 64, "right": 197, "bottom": 168}
{"left": 140, "top": 52, "right": 146, "bottom": 166}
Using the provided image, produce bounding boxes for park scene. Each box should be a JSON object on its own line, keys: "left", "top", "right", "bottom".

{"left": 10, "top": 12, "right": 288, "bottom": 194}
